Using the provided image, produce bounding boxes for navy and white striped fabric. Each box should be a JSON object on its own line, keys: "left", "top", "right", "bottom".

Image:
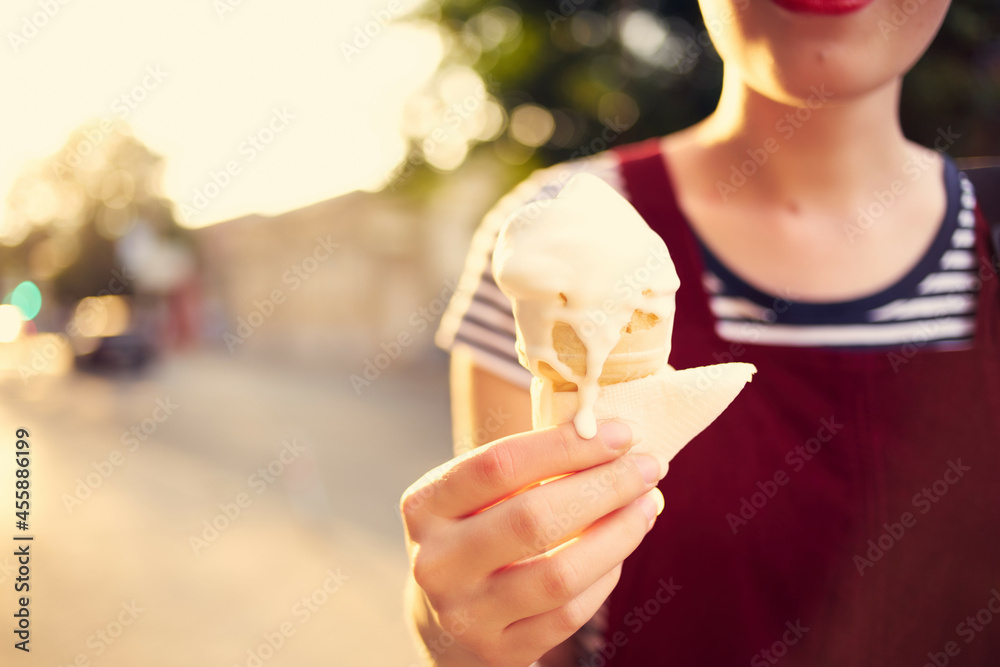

{"left": 436, "top": 153, "right": 981, "bottom": 388}
{"left": 702, "top": 159, "right": 980, "bottom": 349}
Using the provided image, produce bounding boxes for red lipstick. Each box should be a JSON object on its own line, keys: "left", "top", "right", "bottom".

{"left": 768, "top": 0, "right": 874, "bottom": 14}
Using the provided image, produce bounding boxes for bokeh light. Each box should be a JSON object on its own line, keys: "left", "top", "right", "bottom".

{"left": 0, "top": 304, "right": 22, "bottom": 342}
{"left": 397, "top": 61, "right": 508, "bottom": 177}
{"left": 73, "top": 295, "right": 131, "bottom": 338}
{"left": 509, "top": 104, "right": 556, "bottom": 148}
{"left": 619, "top": 9, "right": 669, "bottom": 64}
{"left": 10, "top": 281, "right": 42, "bottom": 320}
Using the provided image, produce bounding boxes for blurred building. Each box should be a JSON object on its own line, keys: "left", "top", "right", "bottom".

{"left": 190, "top": 154, "right": 507, "bottom": 369}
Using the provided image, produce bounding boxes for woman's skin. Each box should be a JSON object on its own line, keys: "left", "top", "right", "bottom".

{"left": 666, "top": 0, "right": 952, "bottom": 304}
{"left": 400, "top": 0, "right": 954, "bottom": 664}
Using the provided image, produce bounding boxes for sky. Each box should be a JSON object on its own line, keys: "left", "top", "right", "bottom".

{"left": 0, "top": 0, "right": 442, "bottom": 229}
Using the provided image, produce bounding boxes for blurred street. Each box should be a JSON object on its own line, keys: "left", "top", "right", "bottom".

{"left": 0, "top": 349, "right": 453, "bottom": 666}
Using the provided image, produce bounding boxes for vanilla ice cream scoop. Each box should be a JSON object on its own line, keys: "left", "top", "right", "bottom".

{"left": 493, "top": 173, "right": 681, "bottom": 439}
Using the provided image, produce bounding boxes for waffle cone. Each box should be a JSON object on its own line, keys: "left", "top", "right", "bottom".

{"left": 537, "top": 310, "right": 667, "bottom": 392}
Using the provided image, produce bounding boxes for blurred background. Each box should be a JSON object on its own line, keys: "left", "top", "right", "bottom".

{"left": 0, "top": 0, "right": 996, "bottom": 664}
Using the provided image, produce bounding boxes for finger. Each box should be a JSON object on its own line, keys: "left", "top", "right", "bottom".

{"left": 417, "top": 421, "right": 634, "bottom": 519}
{"left": 458, "top": 453, "right": 660, "bottom": 571}
{"left": 499, "top": 562, "right": 623, "bottom": 662}
{"left": 486, "top": 487, "right": 662, "bottom": 620}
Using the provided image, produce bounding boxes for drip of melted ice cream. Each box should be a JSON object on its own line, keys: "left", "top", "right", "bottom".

{"left": 492, "top": 173, "right": 681, "bottom": 439}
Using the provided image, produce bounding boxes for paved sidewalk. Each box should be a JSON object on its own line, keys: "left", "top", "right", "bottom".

{"left": 0, "top": 349, "right": 454, "bottom": 666}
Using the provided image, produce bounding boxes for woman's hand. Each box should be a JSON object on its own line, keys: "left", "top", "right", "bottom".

{"left": 401, "top": 421, "right": 664, "bottom": 667}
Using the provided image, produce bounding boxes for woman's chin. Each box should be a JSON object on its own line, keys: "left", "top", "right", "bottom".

{"left": 736, "top": 51, "right": 898, "bottom": 108}
{"left": 774, "top": 65, "right": 896, "bottom": 107}
{"left": 703, "top": 0, "right": 952, "bottom": 105}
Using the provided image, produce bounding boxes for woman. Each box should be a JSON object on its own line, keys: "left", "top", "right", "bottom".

{"left": 401, "top": 0, "right": 1000, "bottom": 664}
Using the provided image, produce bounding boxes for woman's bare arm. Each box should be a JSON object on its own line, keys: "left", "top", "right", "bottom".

{"left": 448, "top": 344, "right": 533, "bottom": 453}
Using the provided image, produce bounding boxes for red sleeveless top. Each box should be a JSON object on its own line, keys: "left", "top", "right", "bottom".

{"left": 602, "top": 140, "right": 1000, "bottom": 666}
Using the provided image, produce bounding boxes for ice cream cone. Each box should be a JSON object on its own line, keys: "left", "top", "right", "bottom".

{"left": 494, "top": 172, "right": 754, "bottom": 445}
{"left": 537, "top": 308, "right": 668, "bottom": 392}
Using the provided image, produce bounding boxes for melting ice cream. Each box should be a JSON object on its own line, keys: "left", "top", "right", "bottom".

{"left": 492, "top": 173, "right": 681, "bottom": 439}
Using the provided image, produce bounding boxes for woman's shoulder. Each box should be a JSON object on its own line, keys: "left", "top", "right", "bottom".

{"left": 467, "top": 136, "right": 680, "bottom": 263}
{"left": 487, "top": 151, "right": 625, "bottom": 223}
{"left": 478, "top": 136, "right": 672, "bottom": 227}
{"left": 956, "top": 159, "right": 1000, "bottom": 257}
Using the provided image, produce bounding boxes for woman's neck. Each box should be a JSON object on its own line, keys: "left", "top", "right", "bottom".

{"left": 690, "top": 73, "right": 923, "bottom": 213}
{"left": 660, "top": 72, "right": 949, "bottom": 302}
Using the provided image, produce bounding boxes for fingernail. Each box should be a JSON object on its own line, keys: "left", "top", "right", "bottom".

{"left": 616, "top": 419, "right": 644, "bottom": 446}
{"left": 634, "top": 454, "right": 661, "bottom": 485}
{"left": 640, "top": 488, "right": 665, "bottom": 526}
{"left": 652, "top": 487, "right": 665, "bottom": 516}
{"left": 599, "top": 421, "right": 632, "bottom": 449}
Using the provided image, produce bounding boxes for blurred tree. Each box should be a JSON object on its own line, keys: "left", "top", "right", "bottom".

{"left": 0, "top": 123, "right": 196, "bottom": 305}
{"left": 395, "top": 0, "right": 1000, "bottom": 190}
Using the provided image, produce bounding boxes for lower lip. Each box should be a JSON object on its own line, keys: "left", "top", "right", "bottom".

{"left": 768, "top": 0, "right": 874, "bottom": 14}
